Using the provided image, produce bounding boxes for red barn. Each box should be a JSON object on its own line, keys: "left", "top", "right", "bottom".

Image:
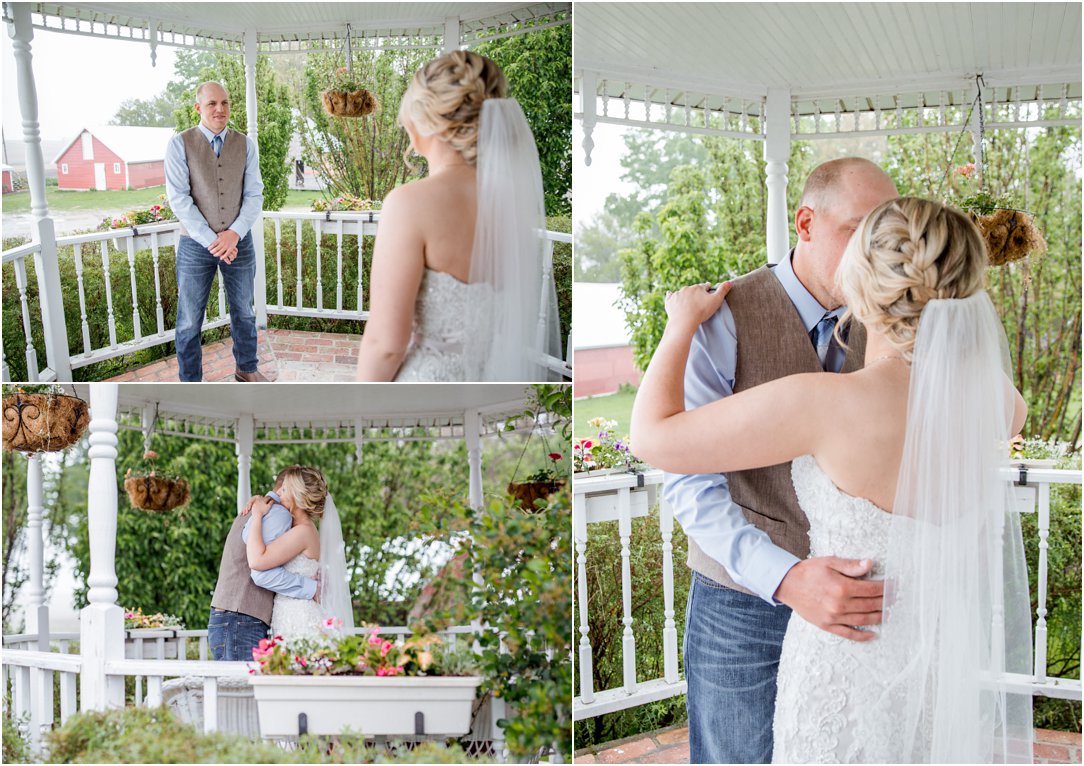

{"left": 573, "top": 282, "right": 642, "bottom": 397}
{"left": 1, "top": 164, "right": 13, "bottom": 194}
{"left": 53, "top": 126, "right": 174, "bottom": 191}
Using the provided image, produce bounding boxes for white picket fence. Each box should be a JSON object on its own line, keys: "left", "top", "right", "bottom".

{"left": 572, "top": 466, "right": 1084, "bottom": 721}
{"left": 1, "top": 211, "right": 571, "bottom": 381}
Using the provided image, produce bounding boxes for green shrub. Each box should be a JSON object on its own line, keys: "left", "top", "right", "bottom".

{"left": 4, "top": 709, "right": 31, "bottom": 764}
{"left": 45, "top": 705, "right": 492, "bottom": 764}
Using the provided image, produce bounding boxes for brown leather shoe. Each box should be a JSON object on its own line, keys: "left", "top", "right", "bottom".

{"left": 234, "top": 369, "right": 269, "bottom": 382}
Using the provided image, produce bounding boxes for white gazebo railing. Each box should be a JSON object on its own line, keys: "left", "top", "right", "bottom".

{"left": 572, "top": 467, "right": 1084, "bottom": 721}
{"left": 1, "top": 383, "right": 558, "bottom": 757}
{"left": 1, "top": 213, "right": 572, "bottom": 381}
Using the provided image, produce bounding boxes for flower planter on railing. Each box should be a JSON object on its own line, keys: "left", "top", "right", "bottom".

{"left": 577, "top": 470, "right": 657, "bottom": 524}
{"left": 247, "top": 675, "right": 483, "bottom": 737}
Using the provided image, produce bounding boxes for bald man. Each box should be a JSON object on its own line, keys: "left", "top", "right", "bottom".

{"left": 165, "top": 81, "right": 266, "bottom": 382}
{"left": 663, "top": 158, "right": 899, "bottom": 763}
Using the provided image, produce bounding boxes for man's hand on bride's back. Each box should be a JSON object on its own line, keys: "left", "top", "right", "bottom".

{"left": 773, "top": 557, "right": 883, "bottom": 642}
{"left": 240, "top": 495, "right": 274, "bottom": 517}
{"left": 664, "top": 282, "right": 731, "bottom": 332}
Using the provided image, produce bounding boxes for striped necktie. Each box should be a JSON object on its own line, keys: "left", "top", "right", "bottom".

{"left": 810, "top": 313, "right": 838, "bottom": 370}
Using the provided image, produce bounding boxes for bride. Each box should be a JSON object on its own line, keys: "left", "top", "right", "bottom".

{"left": 632, "top": 198, "right": 1034, "bottom": 762}
{"left": 245, "top": 465, "right": 354, "bottom": 640}
{"left": 354, "top": 50, "right": 561, "bottom": 382}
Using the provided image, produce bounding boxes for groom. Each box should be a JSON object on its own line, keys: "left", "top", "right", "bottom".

{"left": 664, "top": 158, "right": 899, "bottom": 763}
{"left": 165, "top": 80, "right": 267, "bottom": 382}
{"left": 208, "top": 468, "right": 320, "bottom": 661}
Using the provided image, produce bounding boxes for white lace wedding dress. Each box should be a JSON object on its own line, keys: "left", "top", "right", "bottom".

{"left": 269, "top": 554, "right": 323, "bottom": 641}
{"left": 772, "top": 455, "right": 929, "bottom": 763}
{"left": 395, "top": 269, "right": 492, "bottom": 382}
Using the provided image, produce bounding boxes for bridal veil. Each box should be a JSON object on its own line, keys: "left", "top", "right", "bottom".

{"left": 318, "top": 493, "right": 354, "bottom": 632}
{"left": 882, "top": 290, "right": 1033, "bottom": 761}
{"left": 466, "top": 98, "right": 562, "bottom": 381}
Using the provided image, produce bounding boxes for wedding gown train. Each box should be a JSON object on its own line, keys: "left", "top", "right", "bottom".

{"left": 269, "top": 553, "right": 324, "bottom": 641}
{"left": 772, "top": 455, "right": 928, "bottom": 763}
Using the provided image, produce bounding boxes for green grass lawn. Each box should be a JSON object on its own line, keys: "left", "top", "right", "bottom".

{"left": 2, "top": 186, "right": 326, "bottom": 215}
{"left": 574, "top": 387, "right": 637, "bottom": 439}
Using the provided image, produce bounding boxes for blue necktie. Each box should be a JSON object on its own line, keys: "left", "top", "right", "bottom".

{"left": 810, "top": 313, "right": 838, "bottom": 370}
{"left": 212, "top": 135, "right": 222, "bottom": 157}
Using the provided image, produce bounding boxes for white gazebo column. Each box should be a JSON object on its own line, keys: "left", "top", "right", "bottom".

{"left": 443, "top": 17, "right": 460, "bottom": 53}
{"left": 236, "top": 413, "right": 254, "bottom": 513}
{"left": 580, "top": 71, "right": 597, "bottom": 166}
{"left": 244, "top": 29, "right": 268, "bottom": 328}
{"left": 464, "top": 409, "right": 483, "bottom": 509}
{"left": 80, "top": 384, "right": 124, "bottom": 711}
{"left": 25, "top": 452, "right": 49, "bottom": 645}
{"left": 763, "top": 87, "right": 791, "bottom": 265}
{"left": 6, "top": 3, "right": 72, "bottom": 380}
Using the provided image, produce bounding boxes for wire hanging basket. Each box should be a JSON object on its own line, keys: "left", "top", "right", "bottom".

{"left": 123, "top": 405, "right": 190, "bottom": 512}
{"left": 321, "top": 24, "right": 379, "bottom": 118}
{"left": 2, "top": 388, "right": 90, "bottom": 453}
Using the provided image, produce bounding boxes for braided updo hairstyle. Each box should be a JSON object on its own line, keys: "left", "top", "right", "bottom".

{"left": 398, "top": 50, "right": 508, "bottom": 166}
{"left": 275, "top": 465, "right": 328, "bottom": 522}
{"left": 837, "top": 197, "right": 988, "bottom": 361}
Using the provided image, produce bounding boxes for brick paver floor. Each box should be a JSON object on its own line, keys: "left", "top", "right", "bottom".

{"left": 574, "top": 725, "right": 1082, "bottom": 764}
{"left": 106, "top": 328, "right": 361, "bottom": 383}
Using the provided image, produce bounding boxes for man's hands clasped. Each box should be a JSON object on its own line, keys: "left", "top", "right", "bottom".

{"left": 208, "top": 229, "right": 241, "bottom": 264}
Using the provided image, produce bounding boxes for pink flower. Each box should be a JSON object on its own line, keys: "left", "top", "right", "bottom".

{"left": 368, "top": 629, "right": 383, "bottom": 645}
{"left": 381, "top": 640, "right": 392, "bottom": 657}
{"left": 324, "top": 617, "right": 337, "bottom": 629}
{"left": 376, "top": 667, "right": 387, "bottom": 677}
{"left": 125, "top": 611, "right": 134, "bottom": 619}
{"left": 258, "top": 638, "right": 271, "bottom": 651}
{"left": 548, "top": 452, "right": 562, "bottom": 461}
{"left": 955, "top": 162, "right": 976, "bottom": 177}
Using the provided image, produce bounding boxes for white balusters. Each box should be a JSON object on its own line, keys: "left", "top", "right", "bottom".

{"left": 575, "top": 491, "right": 594, "bottom": 704}
{"left": 295, "top": 219, "right": 303, "bottom": 309}
{"left": 274, "top": 217, "right": 283, "bottom": 307}
{"left": 660, "top": 497, "right": 679, "bottom": 684}
{"left": 1035, "top": 481, "right": 1050, "bottom": 683}
{"left": 125, "top": 237, "right": 141, "bottom": 340}
{"left": 618, "top": 487, "right": 637, "bottom": 694}
{"left": 203, "top": 676, "right": 219, "bottom": 733}
{"left": 536, "top": 238, "right": 554, "bottom": 361}
{"left": 356, "top": 232, "right": 364, "bottom": 312}
{"left": 216, "top": 268, "right": 226, "bottom": 318}
{"left": 150, "top": 232, "right": 165, "bottom": 335}
{"left": 13, "top": 258, "right": 40, "bottom": 380}
{"left": 73, "top": 243, "right": 92, "bottom": 354}
{"left": 336, "top": 219, "right": 344, "bottom": 311}
{"left": 99, "top": 240, "right": 118, "bottom": 348}
{"left": 59, "top": 670, "right": 77, "bottom": 723}
{"left": 315, "top": 218, "right": 324, "bottom": 310}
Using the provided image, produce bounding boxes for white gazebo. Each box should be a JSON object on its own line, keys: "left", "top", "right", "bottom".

{"left": 572, "top": 0, "right": 1082, "bottom": 728}
{"left": 3, "top": 382, "right": 559, "bottom": 756}
{"left": 2, "top": 1, "right": 572, "bottom": 382}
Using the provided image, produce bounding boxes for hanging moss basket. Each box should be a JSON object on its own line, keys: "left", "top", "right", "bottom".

{"left": 507, "top": 480, "right": 566, "bottom": 512}
{"left": 321, "top": 87, "right": 378, "bottom": 118}
{"left": 2, "top": 391, "right": 89, "bottom": 453}
{"left": 968, "top": 209, "right": 1047, "bottom": 267}
{"left": 124, "top": 471, "right": 190, "bottom": 512}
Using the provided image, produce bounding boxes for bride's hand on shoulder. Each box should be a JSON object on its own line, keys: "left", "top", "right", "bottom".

{"left": 665, "top": 282, "right": 730, "bottom": 332}
{"left": 240, "top": 495, "right": 274, "bottom": 517}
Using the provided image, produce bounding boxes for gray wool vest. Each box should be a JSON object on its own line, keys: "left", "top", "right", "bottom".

{"left": 685, "top": 265, "right": 867, "bottom": 596}
{"left": 179, "top": 126, "right": 247, "bottom": 236}
{"left": 210, "top": 514, "right": 274, "bottom": 624}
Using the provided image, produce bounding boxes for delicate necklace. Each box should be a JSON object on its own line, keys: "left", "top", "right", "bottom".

{"left": 866, "top": 354, "right": 906, "bottom": 367}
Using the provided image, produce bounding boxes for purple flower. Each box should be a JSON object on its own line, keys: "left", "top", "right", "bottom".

{"left": 598, "top": 431, "right": 609, "bottom": 439}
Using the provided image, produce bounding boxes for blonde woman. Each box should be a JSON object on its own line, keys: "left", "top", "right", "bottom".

{"left": 245, "top": 466, "right": 353, "bottom": 639}
{"left": 355, "top": 50, "right": 560, "bottom": 382}
{"left": 632, "top": 198, "right": 1032, "bottom": 762}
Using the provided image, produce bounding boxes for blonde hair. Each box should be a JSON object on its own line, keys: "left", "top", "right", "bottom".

{"left": 398, "top": 50, "right": 507, "bottom": 166}
{"left": 836, "top": 197, "right": 988, "bottom": 360}
{"left": 275, "top": 465, "right": 328, "bottom": 521}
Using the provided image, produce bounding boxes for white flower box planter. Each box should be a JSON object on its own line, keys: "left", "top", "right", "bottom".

{"left": 124, "top": 629, "right": 180, "bottom": 659}
{"left": 578, "top": 471, "right": 657, "bottom": 525}
{"left": 247, "top": 675, "right": 483, "bottom": 738}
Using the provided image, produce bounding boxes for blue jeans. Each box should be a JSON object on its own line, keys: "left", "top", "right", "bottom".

{"left": 684, "top": 571, "right": 792, "bottom": 764}
{"left": 207, "top": 608, "right": 269, "bottom": 662}
{"left": 175, "top": 233, "right": 258, "bottom": 382}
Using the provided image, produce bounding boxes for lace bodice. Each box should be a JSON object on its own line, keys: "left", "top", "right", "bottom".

{"left": 772, "top": 455, "right": 926, "bottom": 763}
{"left": 269, "top": 554, "right": 323, "bottom": 641}
{"left": 395, "top": 269, "right": 491, "bottom": 382}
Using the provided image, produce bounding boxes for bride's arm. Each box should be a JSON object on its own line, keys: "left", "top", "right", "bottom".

{"left": 632, "top": 283, "right": 827, "bottom": 475}
{"left": 356, "top": 187, "right": 426, "bottom": 381}
{"left": 246, "top": 510, "right": 310, "bottom": 571}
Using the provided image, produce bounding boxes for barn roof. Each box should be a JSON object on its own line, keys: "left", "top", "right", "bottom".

{"left": 51, "top": 126, "right": 176, "bottom": 166}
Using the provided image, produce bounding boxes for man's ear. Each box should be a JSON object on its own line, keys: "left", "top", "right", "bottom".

{"left": 795, "top": 206, "right": 815, "bottom": 243}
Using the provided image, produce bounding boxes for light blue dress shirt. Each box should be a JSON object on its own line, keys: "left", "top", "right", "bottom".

{"left": 240, "top": 490, "right": 317, "bottom": 600}
{"left": 662, "top": 250, "right": 847, "bottom": 604}
{"left": 164, "top": 123, "right": 264, "bottom": 249}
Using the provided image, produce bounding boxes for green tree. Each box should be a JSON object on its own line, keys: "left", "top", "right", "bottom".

{"left": 110, "top": 51, "right": 217, "bottom": 129}
{"left": 175, "top": 54, "right": 293, "bottom": 211}
{"left": 476, "top": 23, "right": 572, "bottom": 215}
{"left": 110, "top": 95, "right": 177, "bottom": 128}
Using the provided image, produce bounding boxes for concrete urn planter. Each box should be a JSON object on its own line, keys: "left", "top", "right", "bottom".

{"left": 247, "top": 675, "right": 483, "bottom": 738}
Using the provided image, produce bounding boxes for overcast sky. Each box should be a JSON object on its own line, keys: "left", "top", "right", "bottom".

{"left": 573, "top": 119, "right": 635, "bottom": 228}
{"left": 2, "top": 26, "right": 178, "bottom": 146}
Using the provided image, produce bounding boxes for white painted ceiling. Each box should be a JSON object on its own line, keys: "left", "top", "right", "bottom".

{"left": 575, "top": 3, "right": 1082, "bottom": 97}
